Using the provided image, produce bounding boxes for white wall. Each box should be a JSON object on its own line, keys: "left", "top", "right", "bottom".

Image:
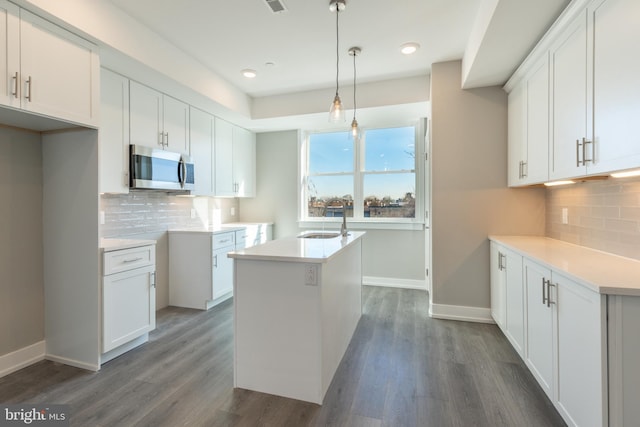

{"left": 430, "top": 60, "right": 545, "bottom": 314}
{"left": 0, "top": 127, "right": 43, "bottom": 357}
{"left": 239, "top": 130, "right": 427, "bottom": 286}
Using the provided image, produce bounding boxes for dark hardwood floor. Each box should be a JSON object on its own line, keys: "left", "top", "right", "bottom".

{"left": 0, "top": 286, "right": 566, "bottom": 426}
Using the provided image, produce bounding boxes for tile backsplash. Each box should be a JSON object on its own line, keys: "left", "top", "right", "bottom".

{"left": 100, "top": 192, "right": 239, "bottom": 238}
{"left": 546, "top": 177, "right": 640, "bottom": 260}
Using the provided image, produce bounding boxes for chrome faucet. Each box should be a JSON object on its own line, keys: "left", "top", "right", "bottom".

{"left": 325, "top": 197, "right": 348, "bottom": 236}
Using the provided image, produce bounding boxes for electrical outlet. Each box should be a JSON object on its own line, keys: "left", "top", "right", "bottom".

{"left": 304, "top": 264, "right": 317, "bottom": 286}
{"left": 230, "top": 207, "right": 236, "bottom": 216}
{"left": 562, "top": 208, "right": 568, "bottom": 224}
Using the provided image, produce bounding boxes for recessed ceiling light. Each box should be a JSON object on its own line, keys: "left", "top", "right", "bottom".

{"left": 400, "top": 42, "right": 420, "bottom": 55}
{"left": 242, "top": 69, "right": 257, "bottom": 78}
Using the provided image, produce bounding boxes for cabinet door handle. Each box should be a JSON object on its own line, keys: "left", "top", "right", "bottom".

{"left": 576, "top": 139, "right": 582, "bottom": 166}
{"left": 214, "top": 254, "right": 218, "bottom": 268}
{"left": 165, "top": 132, "right": 169, "bottom": 147}
{"left": 151, "top": 272, "right": 156, "bottom": 288}
{"left": 25, "top": 76, "right": 32, "bottom": 102}
{"left": 11, "top": 72, "right": 18, "bottom": 98}
{"left": 498, "top": 252, "right": 502, "bottom": 270}
{"left": 158, "top": 132, "right": 164, "bottom": 146}
{"left": 547, "top": 281, "right": 555, "bottom": 307}
{"left": 583, "top": 137, "right": 593, "bottom": 164}
{"left": 122, "top": 257, "right": 143, "bottom": 263}
{"left": 542, "top": 278, "right": 548, "bottom": 305}
{"left": 501, "top": 253, "right": 506, "bottom": 270}
{"left": 522, "top": 161, "right": 527, "bottom": 178}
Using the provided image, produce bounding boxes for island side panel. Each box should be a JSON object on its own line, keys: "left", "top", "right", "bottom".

{"left": 233, "top": 259, "right": 323, "bottom": 404}
{"left": 320, "top": 239, "right": 363, "bottom": 397}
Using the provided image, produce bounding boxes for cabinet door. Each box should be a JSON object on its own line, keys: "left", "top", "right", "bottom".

{"left": 504, "top": 248, "right": 524, "bottom": 358}
{"left": 554, "top": 272, "right": 606, "bottom": 427}
{"left": 163, "top": 95, "right": 189, "bottom": 154}
{"left": 19, "top": 10, "right": 99, "bottom": 127}
{"left": 0, "top": 0, "right": 19, "bottom": 109}
{"left": 233, "top": 126, "right": 256, "bottom": 197}
{"left": 214, "top": 117, "right": 235, "bottom": 196}
{"left": 103, "top": 265, "right": 156, "bottom": 353}
{"left": 212, "top": 246, "right": 233, "bottom": 300}
{"left": 525, "top": 54, "right": 550, "bottom": 184}
{"left": 190, "top": 107, "right": 214, "bottom": 196}
{"left": 507, "top": 83, "right": 526, "bottom": 186}
{"left": 589, "top": 0, "right": 640, "bottom": 174}
{"left": 99, "top": 69, "right": 129, "bottom": 194}
{"left": 130, "top": 81, "right": 163, "bottom": 149}
{"left": 550, "top": 10, "right": 589, "bottom": 180}
{"left": 490, "top": 242, "right": 506, "bottom": 330}
{"left": 524, "top": 259, "right": 554, "bottom": 399}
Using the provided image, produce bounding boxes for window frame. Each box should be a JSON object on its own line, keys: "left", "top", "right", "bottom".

{"left": 298, "top": 119, "right": 426, "bottom": 230}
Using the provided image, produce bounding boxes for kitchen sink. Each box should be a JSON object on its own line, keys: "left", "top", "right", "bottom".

{"left": 298, "top": 232, "right": 342, "bottom": 239}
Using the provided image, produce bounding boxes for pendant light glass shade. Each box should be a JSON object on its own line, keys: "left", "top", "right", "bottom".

{"left": 330, "top": 93, "right": 345, "bottom": 122}
{"left": 329, "top": 0, "right": 346, "bottom": 122}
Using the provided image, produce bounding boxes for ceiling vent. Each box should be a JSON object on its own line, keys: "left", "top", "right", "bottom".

{"left": 265, "top": 0, "right": 287, "bottom": 13}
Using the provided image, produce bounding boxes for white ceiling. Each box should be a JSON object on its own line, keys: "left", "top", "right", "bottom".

{"left": 105, "top": 0, "right": 568, "bottom": 101}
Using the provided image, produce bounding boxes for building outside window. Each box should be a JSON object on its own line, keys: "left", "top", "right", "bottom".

{"left": 300, "top": 122, "right": 426, "bottom": 228}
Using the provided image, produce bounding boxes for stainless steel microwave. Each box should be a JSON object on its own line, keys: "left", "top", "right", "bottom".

{"left": 129, "top": 145, "right": 194, "bottom": 191}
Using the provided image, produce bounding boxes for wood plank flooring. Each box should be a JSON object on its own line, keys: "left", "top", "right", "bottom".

{"left": 0, "top": 286, "right": 566, "bottom": 426}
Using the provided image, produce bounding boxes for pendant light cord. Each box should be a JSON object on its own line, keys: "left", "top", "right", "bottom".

{"left": 335, "top": 7, "right": 340, "bottom": 96}
{"left": 352, "top": 50, "right": 357, "bottom": 118}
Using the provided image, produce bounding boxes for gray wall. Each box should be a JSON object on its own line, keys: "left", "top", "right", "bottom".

{"left": 0, "top": 127, "right": 44, "bottom": 356}
{"left": 239, "top": 130, "right": 427, "bottom": 284}
{"left": 430, "top": 60, "right": 546, "bottom": 309}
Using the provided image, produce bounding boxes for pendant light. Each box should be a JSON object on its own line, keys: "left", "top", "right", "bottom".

{"left": 348, "top": 46, "right": 361, "bottom": 141}
{"left": 329, "top": 0, "right": 346, "bottom": 122}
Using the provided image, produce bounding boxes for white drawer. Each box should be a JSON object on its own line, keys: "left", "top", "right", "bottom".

{"left": 103, "top": 245, "right": 155, "bottom": 275}
{"left": 213, "top": 232, "right": 235, "bottom": 249}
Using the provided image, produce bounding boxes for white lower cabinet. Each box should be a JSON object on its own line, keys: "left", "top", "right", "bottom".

{"left": 101, "top": 244, "right": 156, "bottom": 357}
{"left": 523, "top": 259, "right": 555, "bottom": 398}
{"left": 169, "top": 230, "right": 235, "bottom": 310}
{"left": 490, "top": 242, "right": 525, "bottom": 357}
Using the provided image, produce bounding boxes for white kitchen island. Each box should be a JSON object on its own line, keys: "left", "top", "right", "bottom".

{"left": 228, "top": 231, "right": 365, "bottom": 404}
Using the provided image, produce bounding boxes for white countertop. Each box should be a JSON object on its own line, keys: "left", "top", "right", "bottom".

{"left": 489, "top": 236, "right": 640, "bottom": 296}
{"left": 228, "top": 231, "right": 366, "bottom": 263}
{"left": 100, "top": 238, "right": 156, "bottom": 252}
{"left": 168, "top": 225, "right": 245, "bottom": 234}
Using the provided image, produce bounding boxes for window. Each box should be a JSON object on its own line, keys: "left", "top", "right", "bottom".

{"left": 301, "top": 123, "right": 425, "bottom": 227}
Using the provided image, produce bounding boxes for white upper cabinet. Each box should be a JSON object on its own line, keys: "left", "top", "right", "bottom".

{"left": 233, "top": 126, "right": 256, "bottom": 198}
{"left": 508, "top": 54, "right": 550, "bottom": 186}
{"left": 214, "top": 117, "right": 235, "bottom": 197}
{"left": 190, "top": 106, "right": 215, "bottom": 196}
{"left": 162, "top": 94, "right": 189, "bottom": 154}
{"left": 0, "top": 1, "right": 19, "bottom": 109}
{"left": 0, "top": 2, "right": 99, "bottom": 127}
{"left": 589, "top": 0, "right": 640, "bottom": 174}
{"left": 549, "top": 10, "right": 589, "bottom": 180}
{"left": 130, "top": 80, "right": 189, "bottom": 154}
{"left": 215, "top": 118, "right": 256, "bottom": 198}
{"left": 99, "top": 68, "right": 129, "bottom": 194}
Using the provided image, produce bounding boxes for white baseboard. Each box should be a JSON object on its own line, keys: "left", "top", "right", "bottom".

{"left": 429, "top": 302, "right": 495, "bottom": 324}
{"left": 0, "top": 341, "right": 45, "bottom": 378}
{"left": 363, "top": 276, "right": 427, "bottom": 291}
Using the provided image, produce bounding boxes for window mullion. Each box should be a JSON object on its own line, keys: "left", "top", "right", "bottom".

{"left": 353, "top": 132, "right": 364, "bottom": 220}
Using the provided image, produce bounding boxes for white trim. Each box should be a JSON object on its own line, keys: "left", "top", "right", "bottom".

{"left": 299, "top": 220, "right": 425, "bottom": 231}
{"left": 46, "top": 353, "right": 100, "bottom": 372}
{"left": 363, "top": 276, "right": 427, "bottom": 291}
{"left": 0, "top": 341, "right": 46, "bottom": 378}
{"left": 100, "top": 334, "right": 148, "bottom": 365}
{"left": 429, "top": 302, "right": 495, "bottom": 324}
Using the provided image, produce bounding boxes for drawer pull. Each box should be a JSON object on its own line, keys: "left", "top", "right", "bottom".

{"left": 12, "top": 72, "right": 18, "bottom": 98}
{"left": 122, "top": 257, "right": 144, "bottom": 263}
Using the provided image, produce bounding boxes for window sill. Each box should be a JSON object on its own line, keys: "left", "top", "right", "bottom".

{"left": 298, "top": 219, "right": 425, "bottom": 231}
